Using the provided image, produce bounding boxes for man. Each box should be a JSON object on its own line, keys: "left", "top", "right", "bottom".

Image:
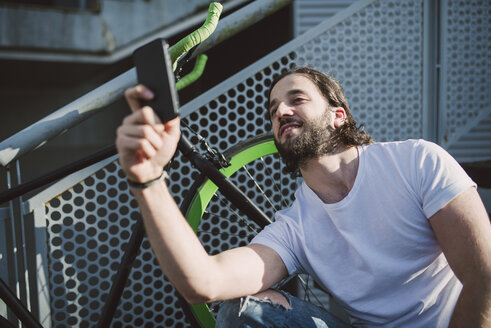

{"left": 116, "top": 67, "right": 491, "bottom": 327}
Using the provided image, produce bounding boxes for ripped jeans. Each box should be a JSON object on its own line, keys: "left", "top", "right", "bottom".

{"left": 216, "top": 290, "right": 351, "bottom": 328}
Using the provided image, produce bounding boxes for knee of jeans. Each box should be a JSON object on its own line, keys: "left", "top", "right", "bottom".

{"left": 216, "top": 292, "right": 291, "bottom": 328}
{"left": 251, "top": 289, "right": 291, "bottom": 309}
{"left": 216, "top": 299, "right": 242, "bottom": 328}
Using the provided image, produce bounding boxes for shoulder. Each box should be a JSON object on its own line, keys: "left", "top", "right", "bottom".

{"left": 364, "top": 139, "right": 449, "bottom": 164}
{"left": 365, "top": 139, "right": 432, "bottom": 153}
{"left": 361, "top": 139, "right": 463, "bottom": 184}
{"left": 398, "top": 139, "right": 460, "bottom": 170}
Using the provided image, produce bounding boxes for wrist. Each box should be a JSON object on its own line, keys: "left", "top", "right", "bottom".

{"left": 127, "top": 170, "right": 168, "bottom": 189}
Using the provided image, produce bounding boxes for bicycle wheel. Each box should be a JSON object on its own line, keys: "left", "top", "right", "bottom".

{"left": 180, "top": 132, "right": 325, "bottom": 327}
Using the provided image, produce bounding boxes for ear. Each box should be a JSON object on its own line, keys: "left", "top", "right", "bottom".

{"left": 333, "top": 107, "right": 346, "bottom": 128}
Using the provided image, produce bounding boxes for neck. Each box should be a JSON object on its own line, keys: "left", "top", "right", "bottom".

{"left": 299, "top": 146, "right": 359, "bottom": 203}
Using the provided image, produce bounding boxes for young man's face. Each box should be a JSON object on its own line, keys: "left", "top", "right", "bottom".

{"left": 268, "top": 74, "right": 333, "bottom": 146}
{"left": 268, "top": 73, "right": 346, "bottom": 170}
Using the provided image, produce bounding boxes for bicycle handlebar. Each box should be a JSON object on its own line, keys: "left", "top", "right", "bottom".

{"left": 176, "top": 54, "right": 208, "bottom": 90}
{"left": 170, "top": 2, "right": 222, "bottom": 71}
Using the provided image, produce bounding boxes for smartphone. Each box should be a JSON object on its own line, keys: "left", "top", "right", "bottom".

{"left": 133, "top": 38, "right": 179, "bottom": 123}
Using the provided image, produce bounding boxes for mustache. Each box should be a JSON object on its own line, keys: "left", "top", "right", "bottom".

{"left": 279, "top": 117, "right": 303, "bottom": 130}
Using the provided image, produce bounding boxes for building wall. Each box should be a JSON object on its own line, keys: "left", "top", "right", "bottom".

{"left": 0, "top": 0, "right": 213, "bottom": 55}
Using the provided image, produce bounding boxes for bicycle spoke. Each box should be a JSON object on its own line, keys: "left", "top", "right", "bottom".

{"left": 258, "top": 156, "right": 292, "bottom": 209}
{"left": 216, "top": 194, "right": 260, "bottom": 234}
{"left": 204, "top": 193, "right": 260, "bottom": 235}
{"left": 241, "top": 164, "right": 279, "bottom": 212}
{"left": 297, "top": 275, "right": 328, "bottom": 311}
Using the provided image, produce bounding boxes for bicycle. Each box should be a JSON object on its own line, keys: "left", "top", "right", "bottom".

{"left": 0, "top": 2, "right": 330, "bottom": 327}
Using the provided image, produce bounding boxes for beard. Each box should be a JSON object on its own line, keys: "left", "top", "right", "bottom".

{"left": 274, "top": 110, "right": 338, "bottom": 175}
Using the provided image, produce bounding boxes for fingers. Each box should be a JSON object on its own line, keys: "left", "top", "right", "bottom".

{"left": 117, "top": 108, "right": 180, "bottom": 161}
{"left": 124, "top": 84, "right": 154, "bottom": 112}
{"left": 117, "top": 134, "right": 158, "bottom": 159}
{"left": 119, "top": 85, "right": 181, "bottom": 180}
{"left": 123, "top": 106, "right": 163, "bottom": 127}
{"left": 118, "top": 123, "right": 164, "bottom": 151}
{"left": 118, "top": 109, "right": 163, "bottom": 158}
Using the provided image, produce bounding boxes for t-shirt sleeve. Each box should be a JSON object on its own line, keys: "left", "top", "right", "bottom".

{"left": 414, "top": 140, "right": 476, "bottom": 218}
{"left": 250, "top": 213, "right": 302, "bottom": 276}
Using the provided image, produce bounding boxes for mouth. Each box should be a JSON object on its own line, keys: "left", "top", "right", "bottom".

{"left": 279, "top": 121, "right": 302, "bottom": 137}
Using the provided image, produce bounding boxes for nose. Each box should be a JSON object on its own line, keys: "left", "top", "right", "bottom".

{"left": 275, "top": 102, "right": 294, "bottom": 118}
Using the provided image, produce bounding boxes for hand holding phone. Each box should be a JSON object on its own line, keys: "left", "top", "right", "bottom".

{"left": 133, "top": 38, "right": 180, "bottom": 123}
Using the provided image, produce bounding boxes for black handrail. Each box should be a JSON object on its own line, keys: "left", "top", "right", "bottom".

{"left": 0, "top": 145, "right": 117, "bottom": 205}
{"left": 0, "top": 278, "right": 43, "bottom": 328}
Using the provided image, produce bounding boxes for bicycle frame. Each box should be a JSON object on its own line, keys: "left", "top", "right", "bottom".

{"left": 96, "top": 133, "right": 272, "bottom": 327}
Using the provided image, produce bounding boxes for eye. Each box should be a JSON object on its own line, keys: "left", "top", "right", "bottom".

{"left": 269, "top": 107, "right": 277, "bottom": 118}
{"left": 293, "top": 97, "right": 305, "bottom": 104}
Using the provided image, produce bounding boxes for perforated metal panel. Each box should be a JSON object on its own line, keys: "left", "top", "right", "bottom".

{"left": 43, "top": 131, "right": 298, "bottom": 327}
{"left": 442, "top": 0, "right": 491, "bottom": 160}
{"left": 295, "top": 0, "right": 424, "bottom": 142}
{"left": 45, "top": 163, "right": 190, "bottom": 327}
{"left": 36, "top": 0, "right": 437, "bottom": 326}
{"left": 294, "top": 0, "right": 356, "bottom": 36}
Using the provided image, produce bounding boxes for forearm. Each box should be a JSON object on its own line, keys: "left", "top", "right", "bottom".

{"left": 131, "top": 180, "right": 216, "bottom": 303}
{"left": 449, "top": 279, "right": 491, "bottom": 328}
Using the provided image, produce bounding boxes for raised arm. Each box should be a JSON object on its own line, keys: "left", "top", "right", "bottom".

{"left": 429, "top": 187, "right": 491, "bottom": 328}
{"left": 115, "top": 85, "right": 288, "bottom": 304}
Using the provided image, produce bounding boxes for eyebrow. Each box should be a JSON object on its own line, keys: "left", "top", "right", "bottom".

{"left": 269, "top": 89, "right": 305, "bottom": 112}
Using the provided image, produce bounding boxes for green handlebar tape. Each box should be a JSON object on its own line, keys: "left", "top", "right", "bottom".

{"left": 169, "top": 2, "right": 222, "bottom": 70}
{"left": 176, "top": 54, "right": 208, "bottom": 91}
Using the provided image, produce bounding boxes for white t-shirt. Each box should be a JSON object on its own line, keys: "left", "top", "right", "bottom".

{"left": 252, "top": 139, "right": 476, "bottom": 327}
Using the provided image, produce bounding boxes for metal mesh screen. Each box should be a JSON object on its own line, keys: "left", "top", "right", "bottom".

{"left": 295, "top": 0, "right": 424, "bottom": 142}
{"left": 294, "top": 0, "right": 356, "bottom": 36}
{"left": 40, "top": 0, "right": 428, "bottom": 326}
{"left": 442, "top": 0, "right": 491, "bottom": 145}
{"left": 45, "top": 163, "right": 189, "bottom": 327}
